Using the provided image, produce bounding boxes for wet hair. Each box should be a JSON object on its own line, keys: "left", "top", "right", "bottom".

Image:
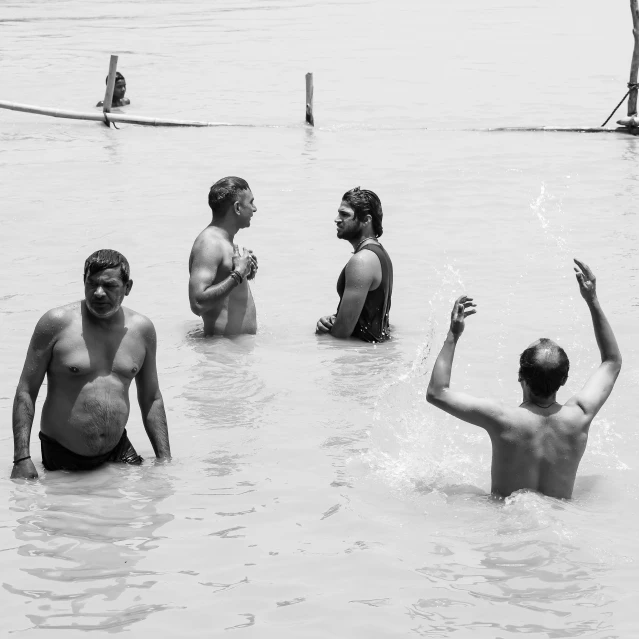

{"left": 208, "top": 176, "right": 250, "bottom": 219}
{"left": 84, "top": 249, "right": 130, "bottom": 284}
{"left": 519, "top": 338, "right": 570, "bottom": 397}
{"left": 105, "top": 71, "right": 125, "bottom": 84}
{"left": 342, "top": 187, "right": 384, "bottom": 237}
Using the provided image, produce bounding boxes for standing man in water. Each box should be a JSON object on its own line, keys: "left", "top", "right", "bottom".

{"left": 316, "top": 187, "right": 393, "bottom": 342}
{"left": 426, "top": 259, "right": 622, "bottom": 499}
{"left": 96, "top": 71, "right": 130, "bottom": 108}
{"left": 189, "top": 176, "right": 258, "bottom": 336}
{"left": 11, "top": 250, "right": 171, "bottom": 479}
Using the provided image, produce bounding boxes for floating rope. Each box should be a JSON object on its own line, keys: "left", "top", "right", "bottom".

{"left": 601, "top": 82, "right": 639, "bottom": 127}
{"left": 102, "top": 111, "right": 119, "bottom": 129}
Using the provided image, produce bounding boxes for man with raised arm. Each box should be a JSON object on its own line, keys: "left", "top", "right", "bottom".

{"left": 426, "top": 259, "right": 622, "bottom": 499}
{"left": 316, "top": 187, "right": 393, "bottom": 342}
{"left": 189, "top": 176, "right": 258, "bottom": 336}
{"left": 11, "top": 250, "right": 171, "bottom": 479}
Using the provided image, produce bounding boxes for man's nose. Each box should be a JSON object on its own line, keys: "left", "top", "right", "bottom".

{"left": 94, "top": 286, "right": 106, "bottom": 298}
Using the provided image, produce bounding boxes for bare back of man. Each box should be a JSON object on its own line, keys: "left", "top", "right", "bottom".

{"left": 189, "top": 227, "right": 257, "bottom": 335}
{"left": 41, "top": 301, "right": 151, "bottom": 456}
{"left": 426, "top": 259, "right": 621, "bottom": 499}
{"left": 482, "top": 402, "right": 590, "bottom": 498}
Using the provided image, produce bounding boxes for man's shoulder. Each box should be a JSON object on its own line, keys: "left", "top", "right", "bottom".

{"left": 123, "top": 307, "right": 155, "bottom": 332}
{"left": 191, "top": 227, "right": 230, "bottom": 260}
{"left": 38, "top": 302, "right": 80, "bottom": 329}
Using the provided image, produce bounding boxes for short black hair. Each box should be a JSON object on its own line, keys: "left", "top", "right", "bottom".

{"left": 208, "top": 176, "right": 250, "bottom": 219}
{"left": 105, "top": 71, "right": 125, "bottom": 84}
{"left": 519, "top": 338, "right": 569, "bottom": 397}
{"left": 84, "top": 249, "right": 130, "bottom": 283}
{"left": 342, "top": 187, "right": 384, "bottom": 237}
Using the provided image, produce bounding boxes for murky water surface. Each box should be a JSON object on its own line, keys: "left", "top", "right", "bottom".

{"left": 1, "top": 1, "right": 638, "bottom": 636}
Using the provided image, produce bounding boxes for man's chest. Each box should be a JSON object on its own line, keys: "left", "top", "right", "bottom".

{"left": 51, "top": 328, "right": 146, "bottom": 380}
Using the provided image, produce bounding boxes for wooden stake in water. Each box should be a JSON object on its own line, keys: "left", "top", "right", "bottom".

{"left": 103, "top": 55, "right": 119, "bottom": 115}
{"left": 305, "top": 72, "right": 314, "bottom": 126}
{"left": 628, "top": 0, "right": 639, "bottom": 116}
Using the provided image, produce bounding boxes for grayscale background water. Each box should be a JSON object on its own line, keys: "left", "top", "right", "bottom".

{"left": 1, "top": 1, "right": 638, "bottom": 636}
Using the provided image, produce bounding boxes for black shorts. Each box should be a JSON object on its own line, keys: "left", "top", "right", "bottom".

{"left": 39, "top": 429, "right": 143, "bottom": 471}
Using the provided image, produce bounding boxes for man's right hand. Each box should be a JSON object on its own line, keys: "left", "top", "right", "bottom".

{"left": 232, "top": 249, "right": 255, "bottom": 280}
{"left": 316, "top": 315, "right": 336, "bottom": 334}
{"left": 10, "top": 458, "right": 38, "bottom": 480}
{"left": 574, "top": 258, "right": 597, "bottom": 303}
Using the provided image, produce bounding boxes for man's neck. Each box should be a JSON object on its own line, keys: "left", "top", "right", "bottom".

{"left": 521, "top": 390, "right": 558, "bottom": 409}
{"left": 348, "top": 230, "right": 377, "bottom": 251}
{"left": 82, "top": 302, "right": 124, "bottom": 329}
{"left": 210, "top": 217, "right": 239, "bottom": 244}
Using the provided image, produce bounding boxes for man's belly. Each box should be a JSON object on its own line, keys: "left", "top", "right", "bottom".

{"left": 202, "top": 288, "right": 257, "bottom": 335}
{"left": 41, "top": 380, "right": 131, "bottom": 456}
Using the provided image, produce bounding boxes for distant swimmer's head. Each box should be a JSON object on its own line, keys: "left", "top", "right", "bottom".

{"left": 338, "top": 187, "right": 384, "bottom": 239}
{"left": 83, "top": 249, "right": 132, "bottom": 319}
{"left": 518, "top": 338, "right": 570, "bottom": 398}
{"left": 105, "top": 71, "right": 127, "bottom": 101}
{"left": 208, "top": 176, "right": 256, "bottom": 228}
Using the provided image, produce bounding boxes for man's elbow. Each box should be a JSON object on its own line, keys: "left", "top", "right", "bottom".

{"left": 426, "top": 381, "right": 451, "bottom": 407}
{"left": 604, "top": 355, "right": 622, "bottom": 376}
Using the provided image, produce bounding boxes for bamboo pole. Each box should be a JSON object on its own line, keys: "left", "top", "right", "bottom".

{"left": 0, "top": 100, "right": 231, "bottom": 127}
{"left": 103, "top": 55, "right": 119, "bottom": 114}
{"left": 628, "top": 0, "right": 639, "bottom": 116}
{"left": 305, "top": 72, "right": 314, "bottom": 126}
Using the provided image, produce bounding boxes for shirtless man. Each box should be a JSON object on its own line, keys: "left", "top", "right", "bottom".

{"left": 316, "top": 187, "right": 393, "bottom": 342}
{"left": 426, "top": 259, "right": 621, "bottom": 499}
{"left": 96, "top": 71, "right": 130, "bottom": 108}
{"left": 189, "top": 176, "right": 258, "bottom": 336}
{"left": 11, "top": 250, "right": 171, "bottom": 479}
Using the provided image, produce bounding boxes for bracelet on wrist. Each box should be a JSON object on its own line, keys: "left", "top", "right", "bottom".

{"left": 229, "top": 270, "right": 243, "bottom": 285}
{"left": 13, "top": 455, "right": 31, "bottom": 464}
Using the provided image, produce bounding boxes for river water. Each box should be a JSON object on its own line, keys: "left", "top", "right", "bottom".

{"left": 1, "top": 1, "right": 638, "bottom": 637}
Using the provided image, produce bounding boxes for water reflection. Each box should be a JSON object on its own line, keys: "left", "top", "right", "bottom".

{"left": 7, "top": 465, "right": 174, "bottom": 632}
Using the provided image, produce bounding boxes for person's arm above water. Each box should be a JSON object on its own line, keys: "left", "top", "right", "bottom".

{"left": 565, "top": 259, "right": 622, "bottom": 420}
{"left": 188, "top": 239, "right": 255, "bottom": 316}
{"left": 324, "top": 252, "right": 376, "bottom": 339}
{"left": 426, "top": 296, "right": 507, "bottom": 433}
{"left": 136, "top": 319, "right": 171, "bottom": 460}
{"left": 10, "top": 310, "right": 62, "bottom": 479}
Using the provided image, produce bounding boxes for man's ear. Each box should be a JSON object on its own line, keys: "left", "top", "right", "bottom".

{"left": 234, "top": 199, "right": 241, "bottom": 215}
{"left": 125, "top": 280, "right": 133, "bottom": 296}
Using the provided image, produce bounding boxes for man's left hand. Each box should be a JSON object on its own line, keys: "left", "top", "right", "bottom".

{"left": 316, "top": 315, "right": 336, "bottom": 334}
{"left": 450, "top": 295, "right": 476, "bottom": 338}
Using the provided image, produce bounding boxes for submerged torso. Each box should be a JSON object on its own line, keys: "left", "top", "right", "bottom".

{"left": 40, "top": 303, "right": 147, "bottom": 457}
{"left": 189, "top": 230, "right": 257, "bottom": 336}
{"left": 336, "top": 242, "right": 393, "bottom": 342}
{"left": 490, "top": 404, "right": 589, "bottom": 499}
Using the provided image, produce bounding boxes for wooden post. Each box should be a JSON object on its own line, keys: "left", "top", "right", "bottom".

{"left": 103, "top": 55, "right": 119, "bottom": 114}
{"left": 628, "top": 0, "right": 639, "bottom": 116}
{"left": 305, "top": 72, "right": 314, "bottom": 126}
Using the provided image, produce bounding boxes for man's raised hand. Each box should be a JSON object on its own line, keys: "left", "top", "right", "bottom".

{"left": 450, "top": 295, "right": 476, "bottom": 338}
{"left": 574, "top": 258, "right": 597, "bottom": 304}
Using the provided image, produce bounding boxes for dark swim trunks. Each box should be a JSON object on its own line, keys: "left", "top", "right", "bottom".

{"left": 39, "top": 429, "right": 143, "bottom": 471}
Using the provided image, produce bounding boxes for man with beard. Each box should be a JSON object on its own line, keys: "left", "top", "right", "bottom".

{"left": 11, "top": 249, "right": 171, "bottom": 479}
{"left": 189, "top": 176, "right": 258, "bottom": 336}
{"left": 316, "top": 187, "right": 393, "bottom": 342}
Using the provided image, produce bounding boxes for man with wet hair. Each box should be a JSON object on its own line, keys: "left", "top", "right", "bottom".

{"left": 96, "top": 71, "right": 130, "bottom": 108}
{"left": 189, "top": 176, "right": 258, "bottom": 335}
{"left": 426, "top": 259, "right": 621, "bottom": 499}
{"left": 11, "top": 249, "right": 171, "bottom": 479}
{"left": 316, "top": 187, "right": 393, "bottom": 342}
